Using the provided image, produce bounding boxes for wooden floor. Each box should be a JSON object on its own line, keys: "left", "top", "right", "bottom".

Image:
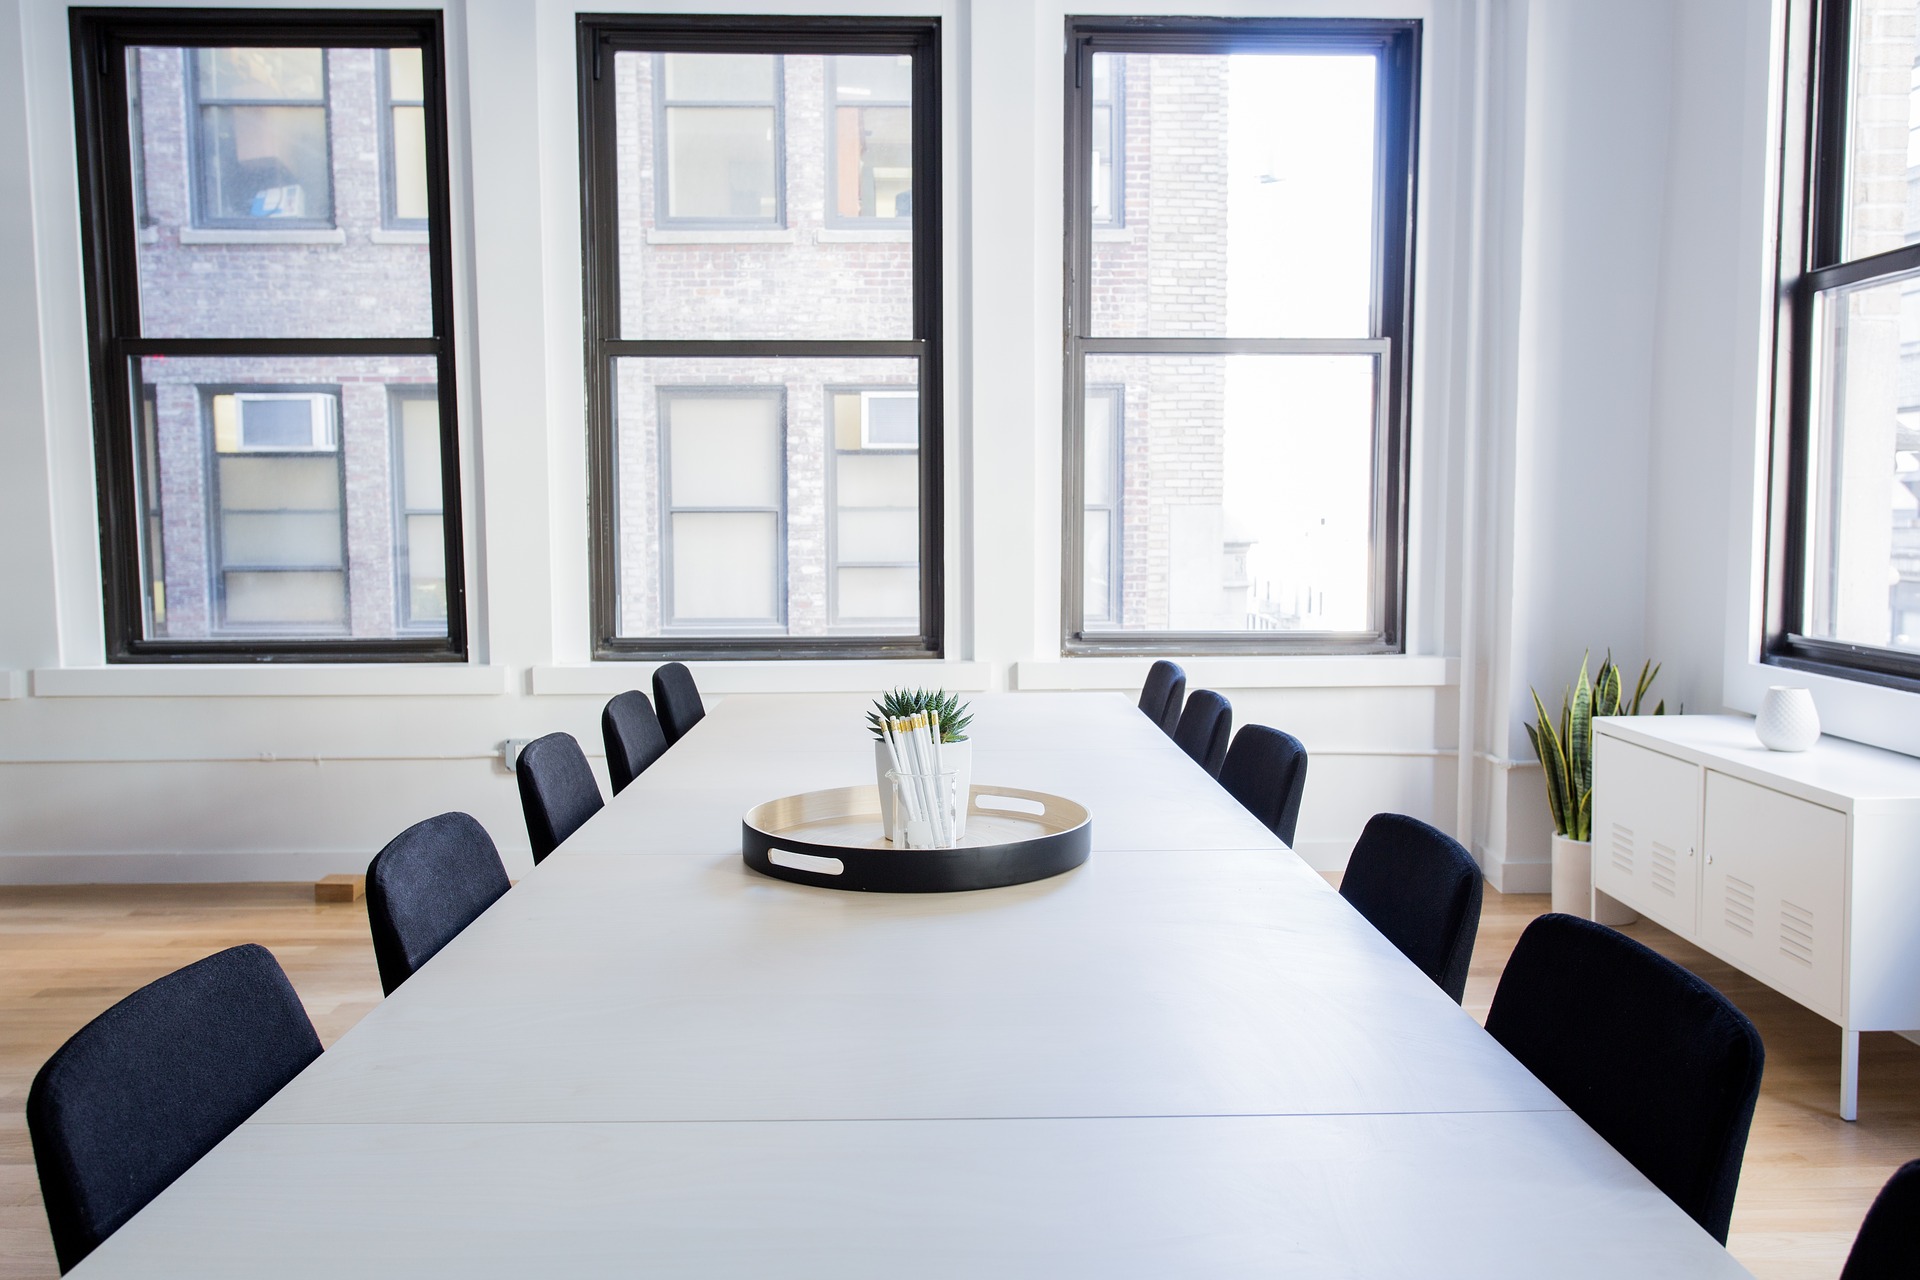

{"left": 2, "top": 881, "right": 1914, "bottom": 1278}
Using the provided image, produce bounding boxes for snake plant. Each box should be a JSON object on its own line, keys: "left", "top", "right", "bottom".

{"left": 867, "top": 688, "right": 973, "bottom": 744}
{"left": 1526, "top": 653, "right": 1664, "bottom": 841}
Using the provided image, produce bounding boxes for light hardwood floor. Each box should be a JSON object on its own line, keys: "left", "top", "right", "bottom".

{"left": 1, "top": 880, "right": 1914, "bottom": 1278}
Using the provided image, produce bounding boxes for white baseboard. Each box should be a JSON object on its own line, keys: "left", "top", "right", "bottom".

{"left": 1476, "top": 844, "right": 1551, "bottom": 896}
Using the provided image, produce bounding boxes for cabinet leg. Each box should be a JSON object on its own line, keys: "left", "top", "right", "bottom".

{"left": 1841, "top": 1029, "right": 1859, "bottom": 1122}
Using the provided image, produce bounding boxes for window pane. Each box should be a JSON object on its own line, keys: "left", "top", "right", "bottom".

{"left": 1805, "top": 273, "right": 1920, "bottom": 650}
{"left": 833, "top": 54, "right": 912, "bottom": 102}
{"left": 836, "top": 566, "right": 917, "bottom": 619}
{"left": 663, "top": 53, "right": 776, "bottom": 101}
{"left": 1084, "top": 508, "right": 1113, "bottom": 621}
{"left": 613, "top": 50, "right": 913, "bottom": 340}
{"left": 136, "top": 355, "right": 440, "bottom": 640}
{"left": 1843, "top": 1, "right": 1920, "bottom": 260}
{"left": 836, "top": 452, "right": 917, "bottom": 506}
{"left": 1081, "top": 352, "right": 1378, "bottom": 634}
{"left": 398, "top": 397, "right": 442, "bottom": 511}
{"left": 670, "top": 512, "right": 780, "bottom": 621}
{"left": 666, "top": 393, "right": 783, "bottom": 507}
{"left": 404, "top": 513, "right": 447, "bottom": 623}
{"left": 837, "top": 508, "right": 917, "bottom": 561}
{"left": 1085, "top": 391, "right": 1117, "bottom": 506}
{"left": 130, "top": 46, "right": 434, "bottom": 337}
{"left": 388, "top": 48, "right": 424, "bottom": 102}
{"left": 1088, "top": 52, "right": 1376, "bottom": 339}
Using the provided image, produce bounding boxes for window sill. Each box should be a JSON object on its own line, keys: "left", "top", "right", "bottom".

{"left": 30, "top": 665, "right": 511, "bottom": 698}
{"left": 1013, "top": 655, "right": 1457, "bottom": 691}
{"left": 645, "top": 228, "right": 796, "bottom": 246}
{"left": 369, "top": 227, "right": 429, "bottom": 245}
{"left": 177, "top": 227, "right": 347, "bottom": 246}
{"left": 816, "top": 227, "right": 912, "bottom": 244}
{"left": 530, "top": 660, "right": 991, "bottom": 697}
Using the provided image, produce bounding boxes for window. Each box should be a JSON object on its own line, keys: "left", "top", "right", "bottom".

{"left": 73, "top": 11, "right": 464, "bottom": 661}
{"left": 581, "top": 16, "right": 941, "bottom": 659}
{"left": 1062, "top": 18, "right": 1419, "bottom": 654}
{"left": 1770, "top": 0, "right": 1920, "bottom": 688}
{"left": 380, "top": 48, "right": 428, "bottom": 229}
{"left": 653, "top": 52, "right": 785, "bottom": 227}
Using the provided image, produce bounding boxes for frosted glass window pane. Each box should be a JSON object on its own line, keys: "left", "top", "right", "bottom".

{"left": 668, "top": 395, "right": 782, "bottom": 507}
{"left": 663, "top": 53, "right": 775, "bottom": 101}
{"left": 217, "top": 456, "right": 340, "bottom": 510}
{"left": 1085, "top": 394, "right": 1116, "bottom": 505}
{"left": 221, "top": 512, "right": 341, "bottom": 566}
{"left": 391, "top": 105, "right": 429, "bottom": 221}
{"left": 665, "top": 108, "right": 777, "bottom": 220}
{"left": 399, "top": 398, "right": 441, "bottom": 510}
{"left": 837, "top": 508, "right": 917, "bottom": 562}
{"left": 837, "top": 566, "right": 916, "bottom": 619}
{"left": 388, "top": 48, "right": 424, "bottom": 100}
{"left": 1085, "top": 509, "right": 1112, "bottom": 620}
{"left": 671, "top": 512, "right": 779, "bottom": 620}
{"left": 406, "top": 513, "right": 447, "bottom": 621}
{"left": 833, "top": 55, "right": 911, "bottom": 102}
{"left": 223, "top": 571, "right": 346, "bottom": 624}
{"left": 835, "top": 453, "right": 916, "bottom": 507}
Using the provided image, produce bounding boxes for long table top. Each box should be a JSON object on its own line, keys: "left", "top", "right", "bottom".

{"left": 74, "top": 692, "right": 1750, "bottom": 1277}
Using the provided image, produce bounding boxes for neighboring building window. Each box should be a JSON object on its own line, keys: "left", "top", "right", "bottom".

{"left": 652, "top": 52, "right": 785, "bottom": 227}
{"left": 1062, "top": 19, "right": 1419, "bottom": 653}
{"left": 1769, "top": 0, "right": 1920, "bottom": 688}
{"left": 73, "top": 12, "right": 464, "bottom": 660}
{"left": 583, "top": 16, "right": 941, "bottom": 658}
{"left": 827, "top": 387, "right": 920, "bottom": 626}
{"left": 827, "top": 55, "right": 912, "bottom": 224}
{"left": 659, "top": 388, "right": 787, "bottom": 631}
{"left": 188, "top": 47, "right": 333, "bottom": 227}
{"left": 380, "top": 48, "right": 429, "bottom": 229}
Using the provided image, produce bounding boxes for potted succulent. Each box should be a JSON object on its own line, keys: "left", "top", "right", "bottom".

{"left": 869, "top": 689, "right": 974, "bottom": 840}
{"left": 1526, "top": 653, "right": 1663, "bottom": 924}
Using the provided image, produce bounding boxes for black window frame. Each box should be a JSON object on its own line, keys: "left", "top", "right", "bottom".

{"left": 579, "top": 14, "right": 943, "bottom": 661}
{"left": 1766, "top": 0, "right": 1920, "bottom": 691}
{"left": 650, "top": 50, "right": 788, "bottom": 230}
{"left": 823, "top": 54, "right": 913, "bottom": 228}
{"left": 377, "top": 47, "right": 429, "bottom": 232}
{"left": 185, "top": 44, "right": 336, "bottom": 230}
{"left": 72, "top": 8, "right": 467, "bottom": 663}
{"left": 656, "top": 385, "right": 790, "bottom": 634}
{"left": 1060, "top": 17, "right": 1419, "bottom": 656}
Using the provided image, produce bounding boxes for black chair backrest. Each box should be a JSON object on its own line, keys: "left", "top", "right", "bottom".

{"left": 1138, "top": 660, "right": 1186, "bottom": 737}
{"left": 516, "top": 732, "right": 604, "bottom": 865}
{"left": 366, "top": 812, "right": 511, "bottom": 996}
{"left": 1485, "top": 913, "right": 1764, "bottom": 1243}
{"left": 1339, "top": 813, "right": 1481, "bottom": 1002}
{"left": 1841, "top": 1158, "right": 1920, "bottom": 1279}
{"left": 652, "top": 662, "right": 706, "bottom": 745}
{"left": 27, "top": 944, "right": 322, "bottom": 1272}
{"left": 1218, "top": 725, "right": 1309, "bottom": 846}
{"left": 602, "top": 690, "right": 669, "bottom": 795}
{"left": 1172, "top": 689, "right": 1231, "bottom": 777}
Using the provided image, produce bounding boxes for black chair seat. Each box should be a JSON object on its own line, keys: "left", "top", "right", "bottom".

{"left": 1841, "top": 1158, "right": 1920, "bottom": 1279}
{"left": 516, "top": 732, "right": 604, "bottom": 865}
{"left": 602, "top": 689, "right": 669, "bottom": 795}
{"left": 1219, "top": 724, "right": 1308, "bottom": 846}
{"left": 652, "top": 662, "right": 706, "bottom": 745}
{"left": 367, "top": 812, "right": 512, "bottom": 995}
{"left": 1138, "top": 660, "right": 1186, "bottom": 737}
{"left": 1172, "top": 689, "right": 1231, "bottom": 777}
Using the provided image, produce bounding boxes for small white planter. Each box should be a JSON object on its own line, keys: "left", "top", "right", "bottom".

{"left": 1551, "top": 834, "right": 1638, "bottom": 926}
{"left": 876, "top": 738, "right": 971, "bottom": 841}
{"left": 1755, "top": 686, "right": 1821, "bottom": 752}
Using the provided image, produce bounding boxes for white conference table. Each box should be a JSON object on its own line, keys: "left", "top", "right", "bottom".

{"left": 75, "top": 692, "right": 1750, "bottom": 1277}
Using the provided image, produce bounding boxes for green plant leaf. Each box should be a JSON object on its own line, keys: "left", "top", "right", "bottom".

{"left": 1574, "top": 788, "right": 1592, "bottom": 842}
{"left": 1530, "top": 686, "right": 1571, "bottom": 836}
{"left": 1570, "top": 653, "right": 1594, "bottom": 804}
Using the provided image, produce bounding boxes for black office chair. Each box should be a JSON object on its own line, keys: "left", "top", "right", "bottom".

{"left": 1339, "top": 813, "right": 1481, "bottom": 1002}
{"left": 1219, "top": 724, "right": 1309, "bottom": 846}
{"left": 1138, "top": 660, "right": 1186, "bottom": 737}
{"left": 26, "top": 944, "right": 322, "bottom": 1273}
{"left": 652, "top": 662, "right": 706, "bottom": 745}
{"left": 602, "top": 690, "right": 669, "bottom": 795}
{"left": 516, "top": 732, "right": 604, "bottom": 865}
{"left": 1485, "top": 913, "right": 1764, "bottom": 1244}
{"left": 366, "top": 812, "right": 512, "bottom": 996}
{"left": 1172, "top": 689, "right": 1231, "bottom": 777}
{"left": 1841, "top": 1159, "right": 1920, "bottom": 1279}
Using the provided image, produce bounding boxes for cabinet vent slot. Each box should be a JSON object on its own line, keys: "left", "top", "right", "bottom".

{"left": 1723, "top": 875, "right": 1755, "bottom": 938}
{"left": 1650, "top": 842, "right": 1679, "bottom": 896}
{"left": 1780, "top": 900, "right": 1815, "bottom": 969}
{"left": 1609, "top": 824, "right": 1634, "bottom": 875}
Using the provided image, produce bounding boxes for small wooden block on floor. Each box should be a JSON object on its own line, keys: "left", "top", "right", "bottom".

{"left": 314, "top": 874, "right": 365, "bottom": 904}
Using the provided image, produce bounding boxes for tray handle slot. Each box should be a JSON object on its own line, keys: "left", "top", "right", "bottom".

{"left": 768, "top": 848, "right": 845, "bottom": 876}
{"left": 974, "top": 793, "right": 1048, "bottom": 818}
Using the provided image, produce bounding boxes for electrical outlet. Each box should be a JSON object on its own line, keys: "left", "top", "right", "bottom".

{"left": 500, "top": 739, "right": 534, "bottom": 772}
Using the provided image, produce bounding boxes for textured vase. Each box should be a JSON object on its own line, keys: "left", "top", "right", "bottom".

{"left": 1755, "top": 686, "right": 1820, "bottom": 752}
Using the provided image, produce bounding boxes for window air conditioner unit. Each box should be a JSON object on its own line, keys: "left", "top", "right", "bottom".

{"left": 234, "top": 393, "right": 338, "bottom": 452}
{"left": 859, "top": 390, "right": 918, "bottom": 450}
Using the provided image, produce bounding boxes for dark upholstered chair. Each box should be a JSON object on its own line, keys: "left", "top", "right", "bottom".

{"left": 366, "top": 812, "right": 511, "bottom": 996}
{"left": 516, "top": 732, "right": 604, "bottom": 865}
{"left": 1172, "top": 689, "right": 1231, "bottom": 778}
{"left": 1841, "top": 1159, "right": 1920, "bottom": 1279}
{"left": 27, "top": 944, "right": 322, "bottom": 1272}
{"left": 1486, "top": 913, "right": 1764, "bottom": 1244}
{"left": 1339, "top": 813, "right": 1482, "bottom": 1003}
{"left": 1219, "top": 725, "right": 1309, "bottom": 846}
{"left": 652, "top": 662, "right": 706, "bottom": 746}
{"left": 602, "top": 690, "right": 669, "bottom": 795}
{"left": 1138, "top": 660, "right": 1186, "bottom": 737}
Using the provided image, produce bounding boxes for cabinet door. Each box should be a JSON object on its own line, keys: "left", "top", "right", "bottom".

{"left": 1702, "top": 771, "right": 1847, "bottom": 1020}
{"left": 1592, "top": 735, "right": 1700, "bottom": 935}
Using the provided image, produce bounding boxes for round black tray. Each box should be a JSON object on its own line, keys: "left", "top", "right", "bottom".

{"left": 742, "top": 784, "right": 1091, "bottom": 893}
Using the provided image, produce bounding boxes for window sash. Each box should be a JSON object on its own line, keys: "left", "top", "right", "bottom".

{"left": 651, "top": 53, "right": 787, "bottom": 230}
{"left": 186, "top": 48, "right": 335, "bottom": 230}
{"left": 378, "top": 49, "right": 429, "bottom": 231}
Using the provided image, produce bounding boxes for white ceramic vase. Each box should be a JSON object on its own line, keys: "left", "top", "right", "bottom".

{"left": 1550, "top": 833, "right": 1638, "bottom": 926}
{"left": 875, "top": 738, "right": 972, "bottom": 841}
{"left": 1755, "top": 686, "right": 1820, "bottom": 752}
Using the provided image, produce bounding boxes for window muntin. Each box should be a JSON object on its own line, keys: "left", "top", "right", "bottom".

{"left": 584, "top": 17, "right": 942, "bottom": 659}
{"left": 653, "top": 52, "right": 784, "bottom": 227}
{"left": 188, "top": 48, "right": 332, "bottom": 227}
{"left": 75, "top": 13, "right": 464, "bottom": 661}
{"left": 827, "top": 55, "right": 913, "bottom": 224}
{"left": 1063, "top": 20, "right": 1418, "bottom": 653}
{"left": 381, "top": 48, "right": 429, "bottom": 228}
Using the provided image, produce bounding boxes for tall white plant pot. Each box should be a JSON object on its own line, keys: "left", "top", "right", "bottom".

{"left": 1551, "top": 834, "right": 1637, "bottom": 926}
{"left": 875, "top": 738, "right": 972, "bottom": 840}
